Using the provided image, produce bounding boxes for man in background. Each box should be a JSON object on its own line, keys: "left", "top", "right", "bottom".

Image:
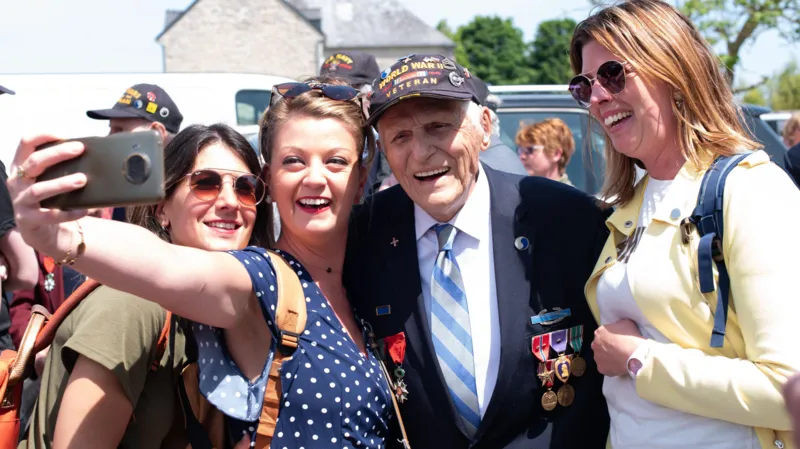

{"left": 86, "top": 83, "right": 184, "bottom": 222}
{"left": 319, "top": 51, "right": 391, "bottom": 197}
{"left": 473, "top": 77, "right": 527, "bottom": 175}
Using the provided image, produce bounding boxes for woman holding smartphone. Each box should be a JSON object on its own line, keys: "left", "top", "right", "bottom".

{"left": 19, "top": 124, "right": 268, "bottom": 449}
{"left": 9, "top": 78, "right": 399, "bottom": 448}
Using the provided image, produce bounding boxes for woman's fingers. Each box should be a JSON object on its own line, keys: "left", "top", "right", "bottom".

{"left": 14, "top": 173, "right": 87, "bottom": 207}
{"left": 10, "top": 139, "right": 85, "bottom": 181}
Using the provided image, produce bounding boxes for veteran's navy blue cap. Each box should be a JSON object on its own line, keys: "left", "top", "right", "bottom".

{"left": 0, "top": 85, "right": 15, "bottom": 95}
{"left": 86, "top": 83, "right": 183, "bottom": 134}
{"left": 367, "top": 54, "right": 482, "bottom": 126}
{"left": 320, "top": 51, "right": 381, "bottom": 86}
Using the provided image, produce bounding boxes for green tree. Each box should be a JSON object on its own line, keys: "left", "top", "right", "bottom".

{"left": 454, "top": 16, "right": 535, "bottom": 85}
{"left": 771, "top": 60, "right": 800, "bottom": 110}
{"left": 528, "top": 18, "right": 577, "bottom": 84}
{"left": 680, "top": 0, "right": 800, "bottom": 86}
{"left": 741, "top": 87, "right": 768, "bottom": 106}
{"left": 435, "top": 19, "right": 468, "bottom": 66}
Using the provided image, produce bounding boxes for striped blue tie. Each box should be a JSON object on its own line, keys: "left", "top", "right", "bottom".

{"left": 430, "top": 223, "right": 481, "bottom": 436}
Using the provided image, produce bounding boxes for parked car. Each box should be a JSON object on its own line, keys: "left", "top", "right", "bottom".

{"left": 489, "top": 85, "right": 788, "bottom": 195}
{"left": 761, "top": 111, "right": 793, "bottom": 136}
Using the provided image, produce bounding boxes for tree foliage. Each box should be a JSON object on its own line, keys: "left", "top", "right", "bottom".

{"left": 741, "top": 87, "right": 768, "bottom": 106}
{"left": 680, "top": 0, "right": 800, "bottom": 85}
{"left": 528, "top": 18, "right": 577, "bottom": 84}
{"left": 453, "top": 16, "right": 536, "bottom": 85}
{"left": 771, "top": 60, "right": 800, "bottom": 110}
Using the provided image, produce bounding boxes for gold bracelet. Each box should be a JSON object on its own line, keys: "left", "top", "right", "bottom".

{"left": 56, "top": 221, "right": 85, "bottom": 266}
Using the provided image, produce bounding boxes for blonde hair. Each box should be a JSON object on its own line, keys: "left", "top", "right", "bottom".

{"left": 783, "top": 112, "right": 800, "bottom": 145}
{"left": 570, "top": 0, "right": 760, "bottom": 206}
{"left": 259, "top": 76, "right": 376, "bottom": 167}
{"left": 516, "top": 118, "right": 575, "bottom": 174}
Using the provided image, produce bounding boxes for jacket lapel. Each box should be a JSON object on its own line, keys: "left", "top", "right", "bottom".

{"left": 475, "top": 166, "right": 534, "bottom": 439}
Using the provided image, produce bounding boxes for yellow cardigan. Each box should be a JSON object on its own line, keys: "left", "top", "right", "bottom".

{"left": 585, "top": 151, "right": 800, "bottom": 449}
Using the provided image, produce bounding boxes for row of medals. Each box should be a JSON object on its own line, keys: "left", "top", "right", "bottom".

{"left": 538, "top": 353, "right": 585, "bottom": 411}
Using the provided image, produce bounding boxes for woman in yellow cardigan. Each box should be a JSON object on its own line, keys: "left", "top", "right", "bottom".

{"left": 568, "top": 1, "right": 800, "bottom": 448}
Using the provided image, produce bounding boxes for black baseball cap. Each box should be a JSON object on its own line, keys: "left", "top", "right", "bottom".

{"left": 0, "top": 85, "right": 14, "bottom": 95}
{"left": 86, "top": 83, "right": 183, "bottom": 133}
{"left": 367, "top": 54, "right": 482, "bottom": 126}
{"left": 320, "top": 51, "right": 381, "bottom": 86}
{"left": 472, "top": 76, "right": 496, "bottom": 111}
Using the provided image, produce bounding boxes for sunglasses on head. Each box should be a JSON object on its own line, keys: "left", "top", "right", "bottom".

{"left": 270, "top": 82, "right": 370, "bottom": 119}
{"left": 186, "top": 169, "right": 266, "bottom": 207}
{"left": 568, "top": 60, "right": 626, "bottom": 108}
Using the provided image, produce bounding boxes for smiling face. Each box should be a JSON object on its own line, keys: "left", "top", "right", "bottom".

{"left": 581, "top": 40, "right": 679, "bottom": 165}
{"left": 267, "top": 115, "right": 365, "bottom": 243}
{"left": 158, "top": 142, "right": 256, "bottom": 251}
{"left": 377, "top": 98, "right": 490, "bottom": 223}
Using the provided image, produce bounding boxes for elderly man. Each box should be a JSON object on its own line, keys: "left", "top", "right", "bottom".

{"left": 345, "top": 55, "right": 609, "bottom": 448}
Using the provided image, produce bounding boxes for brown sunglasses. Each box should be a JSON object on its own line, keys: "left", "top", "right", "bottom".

{"left": 186, "top": 169, "right": 266, "bottom": 207}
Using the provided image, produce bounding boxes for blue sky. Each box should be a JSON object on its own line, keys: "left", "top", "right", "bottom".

{"left": 0, "top": 0, "right": 796, "bottom": 87}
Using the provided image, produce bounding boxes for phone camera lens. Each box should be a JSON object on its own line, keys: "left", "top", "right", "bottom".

{"left": 124, "top": 154, "right": 151, "bottom": 185}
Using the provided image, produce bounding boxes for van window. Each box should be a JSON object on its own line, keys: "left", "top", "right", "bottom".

{"left": 236, "top": 90, "right": 272, "bottom": 126}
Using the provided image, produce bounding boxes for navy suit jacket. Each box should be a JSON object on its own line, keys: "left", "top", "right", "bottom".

{"left": 345, "top": 165, "right": 610, "bottom": 449}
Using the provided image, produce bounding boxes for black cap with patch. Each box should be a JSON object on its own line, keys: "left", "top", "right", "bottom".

{"left": 366, "top": 54, "right": 481, "bottom": 126}
{"left": 320, "top": 51, "right": 381, "bottom": 86}
{"left": 0, "top": 85, "right": 14, "bottom": 95}
{"left": 86, "top": 83, "right": 183, "bottom": 134}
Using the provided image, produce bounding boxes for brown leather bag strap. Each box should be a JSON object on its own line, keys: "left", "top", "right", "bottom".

{"left": 267, "top": 251, "right": 307, "bottom": 352}
{"left": 150, "top": 311, "right": 172, "bottom": 372}
{"left": 33, "top": 278, "right": 102, "bottom": 353}
{"left": 8, "top": 306, "right": 49, "bottom": 386}
{"left": 254, "top": 251, "right": 308, "bottom": 448}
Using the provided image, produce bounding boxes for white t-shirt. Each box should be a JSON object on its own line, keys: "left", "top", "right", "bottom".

{"left": 596, "top": 178, "right": 759, "bottom": 449}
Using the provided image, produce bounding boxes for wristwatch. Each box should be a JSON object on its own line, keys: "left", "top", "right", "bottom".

{"left": 626, "top": 341, "right": 651, "bottom": 378}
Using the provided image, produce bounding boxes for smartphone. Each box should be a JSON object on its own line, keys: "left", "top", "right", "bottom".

{"left": 37, "top": 131, "right": 165, "bottom": 210}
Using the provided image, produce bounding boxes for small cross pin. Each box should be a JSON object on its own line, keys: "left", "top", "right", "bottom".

{"left": 390, "top": 238, "right": 399, "bottom": 247}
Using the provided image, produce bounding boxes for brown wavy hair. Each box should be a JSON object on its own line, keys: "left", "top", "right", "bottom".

{"left": 259, "top": 76, "right": 376, "bottom": 168}
{"left": 570, "top": 0, "right": 760, "bottom": 206}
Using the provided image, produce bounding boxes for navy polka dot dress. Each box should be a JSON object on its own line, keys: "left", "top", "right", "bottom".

{"left": 192, "top": 247, "right": 395, "bottom": 448}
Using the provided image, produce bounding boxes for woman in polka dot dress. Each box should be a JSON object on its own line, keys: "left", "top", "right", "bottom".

{"left": 6, "top": 77, "right": 399, "bottom": 448}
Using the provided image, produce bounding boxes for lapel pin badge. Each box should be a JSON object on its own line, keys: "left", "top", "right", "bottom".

{"left": 514, "top": 236, "right": 529, "bottom": 251}
{"left": 376, "top": 305, "right": 392, "bottom": 316}
{"left": 390, "top": 237, "right": 399, "bottom": 247}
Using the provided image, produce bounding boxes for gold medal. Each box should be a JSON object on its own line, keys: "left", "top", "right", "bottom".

{"left": 557, "top": 384, "right": 574, "bottom": 407}
{"left": 571, "top": 356, "right": 586, "bottom": 377}
{"left": 554, "top": 355, "right": 571, "bottom": 383}
{"left": 541, "top": 390, "right": 558, "bottom": 411}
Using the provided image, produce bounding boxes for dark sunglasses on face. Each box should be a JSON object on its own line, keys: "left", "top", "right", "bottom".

{"left": 568, "top": 60, "right": 626, "bottom": 108}
{"left": 186, "top": 169, "right": 266, "bottom": 207}
{"left": 270, "top": 82, "right": 370, "bottom": 119}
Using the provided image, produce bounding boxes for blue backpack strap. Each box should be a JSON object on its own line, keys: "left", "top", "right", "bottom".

{"left": 690, "top": 153, "right": 751, "bottom": 348}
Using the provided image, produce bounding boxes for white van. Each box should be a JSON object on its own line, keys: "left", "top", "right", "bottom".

{"left": 0, "top": 73, "right": 295, "bottom": 165}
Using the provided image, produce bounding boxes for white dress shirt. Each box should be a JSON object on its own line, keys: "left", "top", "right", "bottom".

{"left": 414, "top": 165, "right": 500, "bottom": 418}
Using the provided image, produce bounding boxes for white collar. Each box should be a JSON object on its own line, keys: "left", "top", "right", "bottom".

{"left": 414, "top": 164, "right": 491, "bottom": 243}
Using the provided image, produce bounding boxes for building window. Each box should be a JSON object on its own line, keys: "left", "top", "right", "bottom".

{"left": 236, "top": 90, "right": 272, "bottom": 126}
